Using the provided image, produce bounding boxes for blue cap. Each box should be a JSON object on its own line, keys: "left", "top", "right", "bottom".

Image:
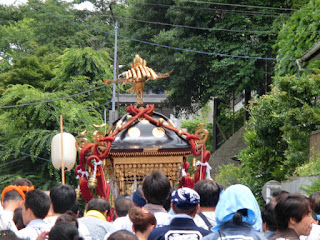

{"left": 171, "top": 187, "right": 200, "bottom": 210}
{"left": 132, "top": 191, "right": 146, "bottom": 207}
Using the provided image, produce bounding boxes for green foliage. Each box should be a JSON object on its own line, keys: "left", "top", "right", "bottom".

{"left": 215, "top": 163, "right": 244, "bottom": 188}
{"left": 275, "top": 0, "right": 320, "bottom": 75}
{"left": 0, "top": 84, "right": 103, "bottom": 189}
{"left": 295, "top": 151, "right": 320, "bottom": 177}
{"left": 120, "top": 0, "right": 290, "bottom": 113}
{"left": 239, "top": 72, "right": 320, "bottom": 197}
{"left": 181, "top": 116, "right": 213, "bottom": 152}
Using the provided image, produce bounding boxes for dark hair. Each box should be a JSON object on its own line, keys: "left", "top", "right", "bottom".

{"left": 2, "top": 190, "right": 23, "bottom": 202}
{"left": 55, "top": 210, "right": 79, "bottom": 229}
{"left": 0, "top": 230, "right": 24, "bottom": 239}
{"left": 232, "top": 209, "right": 248, "bottom": 224}
{"left": 142, "top": 171, "right": 170, "bottom": 205}
{"left": 107, "top": 230, "right": 138, "bottom": 240}
{"left": 115, "top": 198, "right": 133, "bottom": 217}
{"left": 194, "top": 180, "right": 222, "bottom": 208}
{"left": 261, "top": 203, "right": 277, "bottom": 231}
{"left": 49, "top": 221, "right": 83, "bottom": 240}
{"left": 272, "top": 190, "right": 289, "bottom": 198}
{"left": 13, "top": 207, "right": 25, "bottom": 230}
{"left": 50, "top": 184, "right": 76, "bottom": 214}
{"left": 11, "top": 179, "right": 33, "bottom": 187}
{"left": 275, "top": 194, "right": 312, "bottom": 230}
{"left": 128, "top": 207, "right": 156, "bottom": 233}
{"left": 309, "top": 192, "right": 320, "bottom": 214}
{"left": 24, "top": 190, "right": 50, "bottom": 219}
{"left": 172, "top": 203, "right": 197, "bottom": 216}
{"left": 311, "top": 211, "right": 317, "bottom": 221}
{"left": 86, "top": 198, "right": 110, "bottom": 214}
{"left": 70, "top": 200, "right": 80, "bottom": 217}
{"left": 163, "top": 188, "right": 174, "bottom": 212}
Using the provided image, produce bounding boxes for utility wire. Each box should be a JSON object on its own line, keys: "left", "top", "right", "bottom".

{"left": 0, "top": 144, "right": 51, "bottom": 162}
{"left": 0, "top": 84, "right": 107, "bottom": 109}
{"left": 99, "top": 13, "right": 317, "bottom": 34}
{"left": 28, "top": 5, "right": 298, "bottom": 61}
{"left": 132, "top": 2, "right": 288, "bottom": 17}
{"left": 176, "top": 0, "right": 299, "bottom": 11}
{"left": 29, "top": 5, "right": 297, "bottom": 61}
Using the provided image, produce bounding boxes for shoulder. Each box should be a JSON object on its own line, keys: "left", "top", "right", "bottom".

{"left": 148, "top": 226, "right": 168, "bottom": 240}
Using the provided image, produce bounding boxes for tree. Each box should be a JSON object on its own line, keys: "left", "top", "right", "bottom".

{"left": 119, "top": 0, "right": 292, "bottom": 113}
{"left": 275, "top": 0, "right": 320, "bottom": 75}
{"left": 0, "top": 84, "right": 104, "bottom": 190}
{"left": 238, "top": 73, "right": 320, "bottom": 199}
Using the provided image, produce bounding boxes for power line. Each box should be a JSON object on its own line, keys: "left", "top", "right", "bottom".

{"left": 0, "top": 144, "right": 51, "bottom": 162}
{"left": 0, "top": 84, "right": 107, "bottom": 109}
{"left": 176, "top": 0, "right": 299, "bottom": 11}
{"left": 100, "top": 13, "right": 318, "bottom": 35}
{"left": 29, "top": 5, "right": 297, "bottom": 61}
{"left": 132, "top": 2, "right": 288, "bottom": 17}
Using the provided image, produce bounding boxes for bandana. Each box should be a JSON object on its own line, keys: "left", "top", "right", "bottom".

{"left": 132, "top": 191, "right": 146, "bottom": 207}
{"left": 1, "top": 185, "right": 35, "bottom": 201}
{"left": 171, "top": 187, "right": 200, "bottom": 210}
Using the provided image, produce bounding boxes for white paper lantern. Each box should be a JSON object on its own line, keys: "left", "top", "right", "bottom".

{"left": 51, "top": 132, "right": 77, "bottom": 171}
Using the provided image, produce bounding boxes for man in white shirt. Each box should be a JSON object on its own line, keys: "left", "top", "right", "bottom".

{"left": 193, "top": 179, "right": 223, "bottom": 230}
{"left": 17, "top": 189, "right": 51, "bottom": 240}
{"left": 0, "top": 181, "right": 34, "bottom": 232}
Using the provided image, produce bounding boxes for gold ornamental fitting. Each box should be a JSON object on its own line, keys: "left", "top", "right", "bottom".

{"left": 75, "top": 188, "right": 81, "bottom": 200}
{"left": 158, "top": 118, "right": 164, "bottom": 126}
{"left": 88, "top": 177, "right": 98, "bottom": 189}
{"left": 93, "top": 131, "right": 104, "bottom": 144}
{"left": 75, "top": 138, "right": 88, "bottom": 151}
{"left": 192, "top": 157, "right": 197, "bottom": 171}
{"left": 126, "top": 115, "right": 133, "bottom": 121}
{"left": 178, "top": 129, "right": 183, "bottom": 136}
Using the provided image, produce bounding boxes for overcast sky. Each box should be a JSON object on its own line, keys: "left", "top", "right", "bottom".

{"left": 0, "top": 0, "right": 95, "bottom": 10}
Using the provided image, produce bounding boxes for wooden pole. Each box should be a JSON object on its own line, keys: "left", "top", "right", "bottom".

{"left": 60, "top": 115, "right": 65, "bottom": 184}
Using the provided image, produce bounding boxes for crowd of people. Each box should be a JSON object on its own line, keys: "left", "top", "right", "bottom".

{"left": 0, "top": 170, "right": 319, "bottom": 240}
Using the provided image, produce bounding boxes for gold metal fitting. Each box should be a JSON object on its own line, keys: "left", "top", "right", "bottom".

{"left": 192, "top": 157, "right": 197, "bottom": 171}
{"left": 178, "top": 129, "right": 183, "bottom": 136}
{"left": 75, "top": 188, "right": 81, "bottom": 200}
{"left": 158, "top": 118, "right": 164, "bottom": 126}
{"left": 88, "top": 177, "right": 98, "bottom": 189}
{"left": 126, "top": 115, "right": 133, "bottom": 121}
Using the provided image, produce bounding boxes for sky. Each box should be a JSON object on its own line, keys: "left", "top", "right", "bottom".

{"left": 0, "top": 0, "right": 95, "bottom": 11}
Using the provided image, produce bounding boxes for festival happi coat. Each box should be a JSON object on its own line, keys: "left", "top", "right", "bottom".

{"left": 74, "top": 55, "right": 212, "bottom": 203}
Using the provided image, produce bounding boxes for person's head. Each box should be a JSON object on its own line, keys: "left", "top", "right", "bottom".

{"left": 194, "top": 179, "right": 222, "bottom": 208}
{"left": 13, "top": 207, "right": 25, "bottom": 230}
{"left": 214, "top": 184, "right": 262, "bottom": 231}
{"left": 70, "top": 200, "right": 80, "bottom": 217}
{"left": 142, "top": 171, "right": 170, "bottom": 206}
{"left": 171, "top": 187, "right": 200, "bottom": 217}
{"left": 274, "top": 193, "right": 313, "bottom": 236}
{"left": 1, "top": 181, "right": 34, "bottom": 210}
{"left": 309, "top": 192, "right": 320, "bottom": 214}
{"left": 132, "top": 186, "right": 146, "bottom": 207}
{"left": 55, "top": 210, "right": 79, "bottom": 228}
{"left": 261, "top": 203, "right": 277, "bottom": 232}
{"left": 86, "top": 198, "right": 110, "bottom": 217}
{"left": 107, "top": 230, "right": 138, "bottom": 240}
{"left": 50, "top": 184, "right": 76, "bottom": 214}
{"left": 115, "top": 198, "right": 133, "bottom": 217}
{"left": 1, "top": 189, "right": 24, "bottom": 211}
{"left": 11, "top": 179, "right": 33, "bottom": 187}
{"left": 49, "top": 221, "right": 83, "bottom": 240}
{"left": 311, "top": 211, "right": 318, "bottom": 224}
{"left": 163, "top": 188, "right": 174, "bottom": 212}
{"left": 0, "top": 230, "right": 24, "bottom": 240}
{"left": 128, "top": 207, "right": 156, "bottom": 235}
{"left": 22, "top": 189, "right": 51, "bottom": 225}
